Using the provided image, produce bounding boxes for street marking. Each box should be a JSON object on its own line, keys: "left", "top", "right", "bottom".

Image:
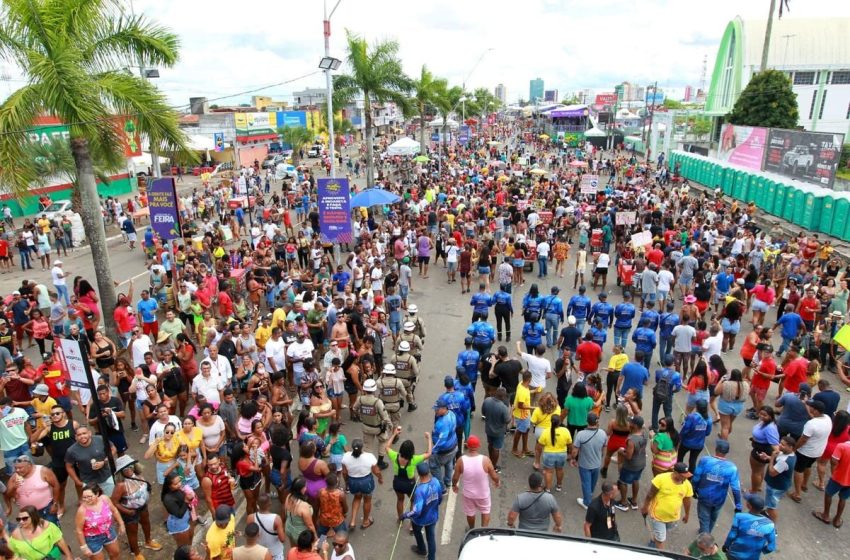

{"left": 440, "top": 487, "right": 458, "bottom": 545}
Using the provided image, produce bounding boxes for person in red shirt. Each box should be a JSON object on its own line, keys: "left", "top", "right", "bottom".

{"left": 796, "top": 286, "right": 820, "bottom": 327}
{"left": 576, "top": 332, "right": 603, "bottom": 377}
{"left": 646, "top": 244, "right": 664, "bottom": 269}
{"left": 113, "top": 296, "right": 135, "bottom": 348}
{"left": 0, "top": 237, "right": 9, "bottom": 273}
{"left": 217, "top": 288, "right": 233, "bottom": 318}
{"left": 779, "top": 350, "right": 808, "bottom": 396}
{"left": 813, "top": 439, "right": 850, "bottom": 527}
{"left": 749, "top": 344, "right": 776, "bottom": 417}
{"left": 38, "top": 351, "right": 72, "bottom": 414}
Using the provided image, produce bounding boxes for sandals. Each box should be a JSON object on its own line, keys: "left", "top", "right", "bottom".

{"left": 361, "top": 517, "right": 374, "bottom": 529}
{"left": 814, "top": 482, "right": 826, "bottom": 491}
{"left": 788, "top": 493, "right": 802, "bottom": 503}
{"left": 834, "top": 518, "right": 843, "bottom": 529}
{"left": 512, "top": 451, "right": 523, "bottom": 458}
{"left": 813, "top": 510, "right": 831, "bottom": 524}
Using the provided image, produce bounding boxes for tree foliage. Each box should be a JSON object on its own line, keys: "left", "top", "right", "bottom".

{"left": 277, "top": 126, "right": 312, "bottom": 165}
{"left": 726, "top": 69, "right": 798, "bottom": 129}
{"left": 410, "top": 65, "right": 446, "bottom": 155}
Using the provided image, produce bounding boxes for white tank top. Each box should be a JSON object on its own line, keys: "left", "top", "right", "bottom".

{"left": 253, "top": 512, "right": 284, "bottom": 560}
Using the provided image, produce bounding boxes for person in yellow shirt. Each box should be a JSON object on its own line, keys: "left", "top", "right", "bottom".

{"left": 535, "top": 416, "right": 572, "bottom": 491}
{"left": 206, "top": 508, "right": 236, "bottom": 560}
{"left": 818, "top": 240, "right": 834, "bottom": 268}
{"left": 37, "top": 215, "right": 51, "bottom": 234}
{"left": 640, "top": 462, "right": 693, "bottom": 550}
{"left": 511, "top": 371, "right": 533, "bottom": 459}
{"left": 254, "top": 315, "right": 272, "bottom": 352}
{"left": 17, "top": 384, "right": 57, "bottom": 433}
{"left": 605, "top": 345, "right": 628, "bottom": 411}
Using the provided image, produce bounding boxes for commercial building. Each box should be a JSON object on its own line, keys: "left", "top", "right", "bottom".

{"left": 683, "top": 85, "right": 694, "bottom": 102}
{"left": 704, "top": 16, "right": 850, "bottom": 135}
{"left": 544, "top": 89, "right": 559, "bottom": 102}
{"left": 494, "top": 83, "right": 507, "bottom": 104}
{"left": 292, "top": 88, "right": 329, "bottom": 109}
{"left": 529, "top": 78, "right": 544, "bottom": 103}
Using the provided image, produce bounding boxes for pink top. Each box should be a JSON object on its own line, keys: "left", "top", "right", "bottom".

{"left": 83, "top": 498, "right": 113, "bottom": 537}
{"left": 459, "top": 454, "right": 489, "bottom": 499}
{"left": 17, "top": 466, "right": 53, "bottom": 509}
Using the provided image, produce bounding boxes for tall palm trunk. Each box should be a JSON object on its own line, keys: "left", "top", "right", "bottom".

{"left": 364, "top": 97, "right": 375, "bottom": 186}
{"left": 71, "top": 137, "right": 118, "bottom": 342}
{"left": 418, "top": 102, "right": 427, "bottom": 155}
{"left": 442, "top": 121, "right": 448, "bottom": 155}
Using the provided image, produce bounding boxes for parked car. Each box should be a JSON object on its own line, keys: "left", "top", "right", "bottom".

{"left": 40, "top": 199, "right": 73, "bottom": 221}
{"left": 307, "top": 144, "right": 324, "bottom": 158}
{"left": 262, "top": 154, "right": 292, "bottom": 169}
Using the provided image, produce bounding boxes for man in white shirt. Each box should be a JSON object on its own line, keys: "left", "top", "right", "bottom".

{"left": 536, "top": 240, "right": 551, "bottom": 278}
{"left": 129, "top": 329, "right": 153, "bottom": 368}
{"left": 264, "top": 327, "right": 287, "bottom": 375}
{"left": 200, "top": 344, "right": 233, "bottom": 387}
{"left": 516, "top": 341, "right": 552, "bottom": 405}
{"left": 191, "top": 361, "right": 225, "bottom": 406}
{"left": 657, "top": 264, "right": 675, "bottom": 306}
{"left": 790, "top": 400, "right": 832, "bottom": 502}
{"left": 287, "top": 331, "right": 315, "bottom": 385}
{"left": 51, "top": 260, "right": 70, "bottom": 305}
{"left": 701, "top": 324, "right": 723, "bottom": 362}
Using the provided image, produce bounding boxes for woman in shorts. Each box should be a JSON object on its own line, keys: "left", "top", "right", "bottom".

{"left": 512, "top": 243, "right": 526, "bottom": 286}
{"left": 76, "top": 483, "right": 126, "bottom": 559}
{"left": 383, "top": 429, "right": 432, "bottom": 522}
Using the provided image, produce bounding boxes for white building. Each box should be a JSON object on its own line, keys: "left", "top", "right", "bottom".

{"left": 494, "top": 83, "right": 507, "bottom": 104}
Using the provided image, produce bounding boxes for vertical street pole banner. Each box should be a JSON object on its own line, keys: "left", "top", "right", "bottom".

{"left": 56, "top": 338, "right": 90, "bottom": 406}
{"left": 148, "top": 177, "right": 182, "bottom": 239}
{"left": 213, "top": 132, "right": 224, "bottom": 152}
{"left": 317, "top": 177, "right": 353, "bottom": 244}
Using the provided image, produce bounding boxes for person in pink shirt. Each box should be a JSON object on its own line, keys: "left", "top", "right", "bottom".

{"left": 451, "top": 435, "right": 500, "bottom": 529}
{"left": 750, "top": 279, "right": 775, "bottom": 326}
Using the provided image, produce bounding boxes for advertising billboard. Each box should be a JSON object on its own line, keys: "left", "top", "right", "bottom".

{"left": 762, "top": 129, "right": 845, "bottom": 189}
{"left": 317, "top": 178, "right": 352, "bottom": 244}
{"left": 717, "top": 124, "right": 768, "bottom": 171}
{"left": 594, "top": 93, "right": 618, "bottom": 106}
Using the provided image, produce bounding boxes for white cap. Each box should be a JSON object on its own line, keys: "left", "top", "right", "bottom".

{"left": 398, "top": 340, "right": 411, "bottom": 352}
{"left": 363, "top": 379, "right": 377, "bottom": 392}
{"left": 382, "top": 364, "right": 396, "bottom": 375}
{"left": 568, "top": 315, "right": 576, "bottom": 325}
{"left": 54, "top": 260, "right": 63, "bottom": 265}
{"left": 407, "top": 304, "right": 418, "bottom": 314}
{"left": 403, "top": 321, "right": 415, "bottom": 331}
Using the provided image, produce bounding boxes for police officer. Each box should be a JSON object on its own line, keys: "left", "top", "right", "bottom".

{"left": 376, "top": 363, "right": 407, "bottom": 432}
{"left": 470, "top": 283, "right": 494, "bottom": 322}
{"left": 392, "top": 340, "right": 420, "bottom": 411}
{"left": 456, "top": 338, "right": 480, "bottom": 390}
{"left": 492, "top": 285, "right": 513, "bottom": 342}
{"left": 352, "top": 379, "right": 391, "bottom": 469}
{"left": 399, "top": 321, "right": 424, "bottom": 362}
{"left": 406, "top": 304, "right": 427, "bottom": 343}
{"left": 613, "top": 291, "right": 636, "bottom": 349}
{"left": 439, "top": 375, "right": 470, "bottom": 459}
{"left": 467, "top": 318, "right": 496, "bottom": 358}
{"left": 631, "top": 318, "right": 657, "bottom": 370}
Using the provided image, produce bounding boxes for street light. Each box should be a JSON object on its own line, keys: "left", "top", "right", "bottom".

{"left": 323, "top": 0, "right": 343, "bottom": 179}
{"left": 318, "top": 57, "right": 341, "bottom": 71}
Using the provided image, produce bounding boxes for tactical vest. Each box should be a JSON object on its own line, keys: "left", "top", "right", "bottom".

{"left": 378, "top": 377, "right": 401, "bottom": 406}
{"left": 359, "top": 395, "right": 382, "bottom": 428}
{"left": 400, "top": 333, "right": 420, "bottom": 355}
{"left": 394, "top": 354, "right": 414, "bottom": 380}
{"left": 411, "top": 317, "right": 425, "bottom": 339}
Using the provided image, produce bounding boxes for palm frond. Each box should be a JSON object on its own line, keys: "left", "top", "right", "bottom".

{"left": 0, "top": 83, "right": 44, "bottom": 197}
{"left": 82, "top": 14, "right": 180, "bottom": 72}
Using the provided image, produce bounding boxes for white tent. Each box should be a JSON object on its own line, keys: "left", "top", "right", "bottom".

{"left": 427, "top": 117, "right": 459, "bottom": 130}
{"left": 584, "top": 126, "right": 607, "bottom": 138}
{"left": 386, "top": 137, "right": 421, "bottom": 156}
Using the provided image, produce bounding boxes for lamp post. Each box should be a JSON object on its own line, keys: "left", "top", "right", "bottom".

{"left": 322, "top": 0, "right": 343, "bottom": 179}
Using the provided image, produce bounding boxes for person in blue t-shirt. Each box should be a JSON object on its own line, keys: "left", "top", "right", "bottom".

{"left": 680, "top": 400, "right": 713, "bottom": 472}
{"left": 631, "top": 319, "right": 657, "bottom": 369}
{"left": 618, "top": 356, "right": 649, "bottom": 399}
{"left": 456, "top": 339, "right": 481, "bottom": 388}
{"left": 658, "top": 302, "right": 680, "bottom": 364}
{"left": 650, "top": 355, "right": 682, "bottom": 431}
{"left": 638, "top": 300, "right": 660, "bottom": 332}
{"left": 714, "top": 265, "right": 735, "bottom": 313}
{"left": 403, "top": 462, "right": 444, "bottom": 560}
{"left": 773, "top": 306, "right": 806, "bottom": 357}
{"left": 332, "top": 265, "right": 351, "bottom": 293}
{"left": 613, "top": 292, "right": 637, "bottom": 348}
{"left": 521, "top": 320, "right": 546, "bottom": 354}
{"left": 567, "top": 285, "right": 591, "bottom": 333}
{"left": 385, "top": 286, "right": 404, "bottom": 338}
{"left": 589, "top": 319, "right": 607, "bottom": 349}
{"left": 722, "top": 494, "right": 776, "bottom": 560}
{"left": 470, "top": 283, "right": 494, "bottom": 322}
{"left": 692, "top": 439, "right": 743, "bottom": 534}
{"left": 492, "top": 288, "right": 513, "bottom": 342}
{"left": 136, "top": 290, "right": 159, "bottom": 334}
{"left": 588, "top": 292, "right": 614, "bottom": 328}
{"left": 440, "top": 376, "right": 470, "bottom": 457}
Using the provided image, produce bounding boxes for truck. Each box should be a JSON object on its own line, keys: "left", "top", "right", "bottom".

{"left": 781, "top": 145, "right": 814, "bottom": 175}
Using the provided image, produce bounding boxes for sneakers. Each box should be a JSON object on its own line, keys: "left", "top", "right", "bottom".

{"left": 629, "top": 498, "right": 639, "bottom": 510}
{"left": 577, "top": 498, "right": 587, "bottom": 510}
{"left": 143, "top": 541, "right": 163, "bottom": 551}
{"left": 614, "top": 502, "right": 630, "bottom": 512}
{"left": 408, "top": 403, "right": 418, "bottom": 412}
{"left": 131, "top": 423, "right": 139, "bottom": 432}
{"left": 377, "top": 460, "right": 389, "bottom": 470}
{"left": 555, "top": 485, "right": 562, "bottom": 492}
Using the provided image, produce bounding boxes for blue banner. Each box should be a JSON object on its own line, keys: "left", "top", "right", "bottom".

{"left": 213, "top": 132, "right": 224, "bottom": 152}
{"left": 458, "top": 125, "right": 470, "bottom": 144}
{"left": 148, "top": 178, "right": 181, "bottom": 240}
{"left": 431, "top": 132, "right": 440, "bottom": 142}
{"left": 317, "top": 177, "right": 353, "bottom": 244}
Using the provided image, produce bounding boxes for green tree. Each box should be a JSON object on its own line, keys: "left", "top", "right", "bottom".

{"left": 726, "top": 69, "right": 798, "bottom": 129}
{"left": 662, "top": 98, "right": 685, "bottom": 110}
{"left": 691, "top": 116, "right": 712, "bottom": 138}
{"left": 410, "top": 65, "right": 446, "bottom": 155}
{"left": 0, "top": 0, "right": 192, "bottom": 340}
{"left": 334, "top": 31, "right": 411, "bottom": 187}
{"left": 433, "top": 82, "right": 463, "bottom": 154}
{"left": 560, "top": 95, "right": 580, "bottom": 105}
{"left": 278, "top": 126, "right": 313, "bottom": 166}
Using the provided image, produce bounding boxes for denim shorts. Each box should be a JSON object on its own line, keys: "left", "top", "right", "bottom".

{"left": 718, "top": 399, "right": 744, "bottom": 417}
{"left": 329, "top": 453, "right": 344, "bottom": 471}
{"left": 166, "top": 509, "right": 191, "bottom": 534}
{"left": 487, "top": 433, "right": 505, "bottom": 450}
{"left": 448, "top": 262, "right": 457, "bottom": 272}
{"left": 478, "top": 266, "right": 491, "bottom": 275}
{"left": 85, "top": 525, "right": 118, "bottom": 553}
{"left": 764, "top": 485, "right": 785, "bottom": 510}
{"left": 649, "top": 517, "right": 675, "bottom": 542}
{"left": 348, "top": 474, "right": 375, "bottom": 495}
{"left": 515, "top": 417, "right": 531, "bottom": 433}
{"left": 751, "top": 299, "right": 769, "bottom": 313}
{"left": 618, "top": 467, "right": 643, "bottom": 485}
{"left": 542, "top": 452, "right": 567, "bottom": 469}
{"left": 721, "top": 317, "right": 740, "bottom": 335}
{"left": 826, "top": 478, "right": 850, "bottom": 500}
{"left": 687, "top": 391, "right": 710, "bottom": 409}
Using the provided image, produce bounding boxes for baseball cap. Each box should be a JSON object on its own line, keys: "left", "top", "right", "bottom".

{"left": 466, "top": 435, "right": 481, "bottom": 449}
{"left": 416, "top": 462, "right": 431, "bottom": 476}
{"left": 443, "top": 375, "right": 455, "bottom": 387}
{"left": 806, "top": 399, "right": 826, "bottom": 413}
{"left": 673, "top": 462, "right": 692, "bottom": 478}
{"left": 715, "top": 439, "right": 731, "bottom": 454}
{"left": 214, "top": 505, "right": 232, "bottom": 523}
{"left": 629, "top": 415, "right": 645, "bottom": 428}
{"left": 433, "top": 396, "right": 450, "bottom": 409}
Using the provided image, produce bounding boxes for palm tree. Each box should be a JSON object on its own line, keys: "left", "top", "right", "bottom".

{"left": 410, "top": 65, "right": 446, "bottom": 155}
{"left": 334, "top": 31, "right": 411, "bottom": 187}
{"left": 433, "top": 83, "right": 463, "bottom": 155}
{"left": 0, "top": 0, "right": 192, "bottom": 340}
{"left": 278, "top": 126, "right": 313, "bottom": 166}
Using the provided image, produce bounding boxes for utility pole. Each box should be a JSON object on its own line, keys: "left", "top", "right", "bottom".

{"left": 130, "top": 0, "right": 161, "bottom": 178}
{"left": 760, "top": 0, "right": 777, "bottom": 72}
{"left": 323, "top": 0, "right": 342, "bottom": 179}
{"left": 645, "top": 81, "right": 658, "bottom": 164}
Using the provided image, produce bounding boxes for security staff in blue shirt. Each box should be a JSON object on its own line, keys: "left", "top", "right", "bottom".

{"left": 521, "top": 319, "right": 546, "bottom": 354}
{"left": 470, "top": 283, "right": 494, "bottom": 322}
{"left": 456, "top": 339, "right": 481, "bottom": 388}
{"left": 723, "top": 494, "right": 776, "bottom": 560}
{"left": 658, "top": 302, "right": 680, "bottom": 364}
{"left": 588, "top": 292, "right": 614, "bottom": 328}
{"left": 638, "top": 299, "right": 660, "bottom": 332}
{"left": 542, "top": 286, "right": 564, "bottom": 348}
{"left": 631, "top": 318, "right": 657, "bottom": 369}
{"left": 429, "top": 396, "right": 458, "bottom": 489}
{"left": 467, "top": 319, "right": 496, "bottom": 357}
{"left": 403, "top": 462, "right": 444, "bottom": 560}
{"left": 613, "top": 291, "right": 636, "bottom": 348}
{"left": 692, "top": 439, "right": 743, "bottom": 534}
{"left": 567, "top": 285, "right": 592, "bottom": 333}
{"left": 493, "top": 287, "right": 514, "bottom": 342}
{"left": 522, "top": 285, "right": 545, "bottom": 322}
{"left": 440, "top": 375, "right": 470, "bottom": 458}
{"left": 589, "top": 318, "right": 608, "bottom": 349}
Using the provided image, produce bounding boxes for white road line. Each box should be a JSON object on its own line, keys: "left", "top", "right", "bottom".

{"left": 440, "top": 487, "right": 458, "bottom": 545}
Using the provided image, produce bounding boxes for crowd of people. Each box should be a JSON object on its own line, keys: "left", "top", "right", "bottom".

{"left": 0, "top": 118, "right": 845, "bottom": 560}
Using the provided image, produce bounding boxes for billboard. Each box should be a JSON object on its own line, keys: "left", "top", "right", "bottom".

{"left": 148, "top": 178, "right": 181, "bottom": 240}
{"left": 234, "top": 112, "right": 278, "bottom": 135}
{"left": 717, "top": 124, "right": 768, "bottom": 171}
{"left": 645, "top": 91, "right": 665, "bottom": 105}
{"left": 276, "top": 111, "right": 307, "bottom": 129}
{"left": 317, "top": 178, "right": 352, "bottom": 244}
{"left": 595, "top": 93, "right": 618, "bottom": 106}
{"left": 762, "top": 129, "right": 845, "bottom": 188}
{"left": 458, "top": 125, "right": 470, "bottom": 144}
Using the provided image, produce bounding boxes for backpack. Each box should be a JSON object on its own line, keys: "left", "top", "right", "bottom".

{"left": 653, "top": 369, "right": 672, "bottom": 403}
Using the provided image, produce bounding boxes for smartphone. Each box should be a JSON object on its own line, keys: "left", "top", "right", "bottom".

{"left": 317, "top": 536, "right": 326, "bottom": 549}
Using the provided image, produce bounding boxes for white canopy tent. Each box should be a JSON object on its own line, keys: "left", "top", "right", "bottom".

{"left": 386, "top": 137, "right": 421, "bottom": 156}
{"left": 427, "top": 117, "right": 459, "bottom": 130}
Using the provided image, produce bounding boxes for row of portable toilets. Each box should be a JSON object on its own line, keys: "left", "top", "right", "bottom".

{"left": 669, "top": 150, "right": 850, "bottom": 240}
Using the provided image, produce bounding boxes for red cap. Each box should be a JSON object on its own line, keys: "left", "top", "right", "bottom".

{"left": 466, "top": 435, "right": 481, "bottom": 449}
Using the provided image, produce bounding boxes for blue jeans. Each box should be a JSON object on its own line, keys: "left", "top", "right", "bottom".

{"left": 19, "top": 249, "right": 30, "bottom": 270}
{"left": 545, "top": 313, "right": 561, "bottom": 347}
{"left": 697, "top": 500, "right": 722, "bottom": 535}
{"left": 778, "top": 336, "right": 794, "bottom": 357}
{"left": 537, "top": 257, "right": 548, "bottom": 277}
{"left": 429, "top": 449, "right": 456, "bottom": 489}
{"left": 650, "top": 395, "right": 673, "bottom": 432}
{"left": 579, "top": 466, "right": 600, "bottom": 505}
{"left": 659, "top": 336, "right": 673, "bottom": 364}
{"left": 639, "top": 351, "right": 652, "bottom": 370}
{"left": 55, "top": 284, "right": 69, "bottom": 305}
{"left": 575, "top": 318, "right": 587, "bottom": 334}
{"left": 614, "top": 326, "right": 631, "bottom": 348}
{"left": 412, "top": 521, "right": 437, "bottom": 560}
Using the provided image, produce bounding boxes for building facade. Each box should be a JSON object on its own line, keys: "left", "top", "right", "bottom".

{"left": 544, "top": 89, "right": 559, "bottom": 102}
{"left": 529, "top": 78, "right": 544, "bottom": 103}
{"left": 494, "top": 83, "right": 507, "bottom": 104}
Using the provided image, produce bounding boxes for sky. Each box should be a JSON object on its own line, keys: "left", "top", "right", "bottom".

{"left": 2, "top": 0, "right": 849, "bottom": 108}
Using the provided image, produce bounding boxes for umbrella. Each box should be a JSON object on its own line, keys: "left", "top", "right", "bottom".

{"left": 487, "top": 140, "right": 503, "bottom": 147}
{"left": 350, "top": 188, "right": 401, "bottom": 208}
{"left": 538, "top": 134, "right": 550, "bottom": 140}
{"left": 413, "top": 155, "right": 430, "bottom": 163}
{"left": 530, "top": 168, "right": 548, "bottom": 175}
{"left": 569, "top": 160, "right": 588, "bottom": 168}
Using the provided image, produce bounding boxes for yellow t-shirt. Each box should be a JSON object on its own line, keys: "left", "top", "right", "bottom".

{"left": 649, "top": 472, "right": 693, "bottom": 523}
{"left": 446, "top": 214, "right": 456, "bottom": 229}
{"left": 206, "top": 515, "right": 236, "bottom": 560}
{"left": 156, "top": 437, "right": 180, "bottom": 464}
{"left": 537, "top": 426, "right": 573, "bottom": 453}
{"left": 818, "top": 245, "right": 833, "bottom": 260}
{"left": 270, "top": 308, "right": 288, "bottom": 331}
{"left": 31, "top": 396, "right": 57, "bottom": 432}
{"left": 513, "top": 384, "right": 531, "bottom": 419}
{"left": 607, "top": 354, "right": 628, "bottom": 372}
{"left": 37, "top": 218, "right": 51, "bottom": 234}
{"left": 530, "top": 406, "right": 562, "bottom": 430}
{"left": 254, "top": 325, "right": 272, "bottom": 350}
{"left": 176, "top": 426, "right": 203, "bottom": 453}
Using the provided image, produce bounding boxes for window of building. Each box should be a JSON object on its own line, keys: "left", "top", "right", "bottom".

{"left": 794, "top": 71, "right": 816, "bottom": 85}
{"left": 832, "top": 71, "right": 850, "bottom": 84}
{"left": 819, "top": 90, "right": 828, "bottom": 119}
{"left": 720, "top": 34, "right": 736, "bottom": 107}
{"left": 808, "top": 91, "right": 817, "bottom": 119}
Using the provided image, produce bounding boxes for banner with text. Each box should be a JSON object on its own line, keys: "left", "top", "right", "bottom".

{"left": 148, "top": 178, "right": 182, "bottom": 240}
{"left": 717, "top": 124, "right": 767, "bottom": 171}
{"left": 580, "top": 174, "right": 600, "bottom": 194}
{"left": 616, "top": 211, "right": 636, "bottom": 225}
{"left": 317, "top": 178, "right": 353, "bottom": 244}
{"left": 57, "top": 338, "right": 91, "bottom": 405}
{"left": 762, "top": 128, "right": 845, "bottom": 189}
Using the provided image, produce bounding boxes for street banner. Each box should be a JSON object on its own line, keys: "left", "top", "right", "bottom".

{"left": 431, "top": 132, "right": 440, "bottom": 142}
{"left": 616, "top": 211, "right": 636, "bottom": 225}
{"left": 56, "top": 338, "right": 91, "bottom": 405}
{"left": 580, "top": 174, "right": 600, "bottom": 194}
{"left": 214, "top": 132, "right": 224, "bottom": 152}
{"left": 116, "top": 116, "right": 142, "bottom": 157}
{"left": 630, "top": 230, "right": 652, "bottom": 249}
{"left": 458, "top": 125, "right": 470, "bottom": 145}
{"left": 763, "top": 128, "right": 845, "bottom": 189}
{"left": 317, "top": 177, "right": 353, "bottom": 244}
{"left": 717, "top": 124, "right": 767, "bottom": 171}
{"left": 148, "top": 178, "right": 182, "bottom": 240}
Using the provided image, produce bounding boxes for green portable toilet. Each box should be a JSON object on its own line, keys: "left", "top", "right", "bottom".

{"left": 773, "top": 182, "right": 788, "bottom": 217}
{"left": 783, "top": 187, "right": 799, "bottom": 221}
{"left": 764, "top": 180, "right": 778, "bottom": 215}
{"left": 720, "top": 165, "right": 734, "bottom": 196}
{"left": 752, "top": 176, "right": 767, "bottom": 208}
{"left": 836, "top": 194, "right": 850, "bottom": 240}
{"left": 709, "top": 163, "right": 721, "bottom": 190}
{"left": 798, "top": 189, "right": 823, "bottom": 230}
{"left": 819, "top": 192, "right": 835, "bottom": 235}
{"left": 732, "top": 170, "right": 748, "bottom": 201}
{"left": 701, "top": 160, "right": 711, "bottom": 186}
